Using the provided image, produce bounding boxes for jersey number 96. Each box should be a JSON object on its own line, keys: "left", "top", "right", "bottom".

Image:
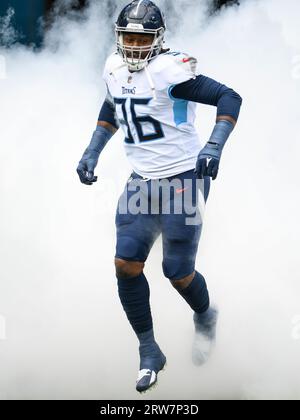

{"left": 114, "top": 98, "right": 165, "bottom": 144}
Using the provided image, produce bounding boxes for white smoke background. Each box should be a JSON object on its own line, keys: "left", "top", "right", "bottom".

{"left": 0, "top": 0, "right": 300, "bottom": 400}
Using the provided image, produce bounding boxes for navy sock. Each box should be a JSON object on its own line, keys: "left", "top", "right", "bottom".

{"left": 178, "top": 271, "right": 210, "bottom": 314}
{"left": 136, "top": 329, "right": 163, "bottom": 370}
{"left": 117, "top": 272, "right": 153, "bottom": 335}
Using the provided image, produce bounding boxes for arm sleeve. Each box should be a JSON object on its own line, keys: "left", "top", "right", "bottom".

{"left": 170, "top": 75, "right": 243, "bottom": 121}
{"left": 97, "top": 89, "right": 119, "bottom": 129}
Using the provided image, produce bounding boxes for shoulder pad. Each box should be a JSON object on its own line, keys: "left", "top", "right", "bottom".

{"left": 149, "top": 52, "right": 197, "bottom": 90}
{"left": 102, "top": 52, "right": 125, "bottom": 82}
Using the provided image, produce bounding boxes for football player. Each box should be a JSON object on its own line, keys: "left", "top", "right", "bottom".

{"left": 77, "top": 0, "right": 242, "bottom": 394}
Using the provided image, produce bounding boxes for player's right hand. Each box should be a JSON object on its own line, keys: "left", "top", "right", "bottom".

{"left": 77, "top": 149, "right": 99, "bottom": 186}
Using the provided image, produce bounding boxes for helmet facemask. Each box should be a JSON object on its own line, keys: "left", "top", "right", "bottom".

{"left": 115, "top": 25, "right": 165, "bottom": 72}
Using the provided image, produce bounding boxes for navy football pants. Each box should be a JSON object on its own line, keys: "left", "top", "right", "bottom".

{"left": 115, "top": 169, "right": 210, "bottom": 281}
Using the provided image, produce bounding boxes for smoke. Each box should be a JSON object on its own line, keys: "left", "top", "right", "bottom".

{"left": 0, "top": 0, "right": 300, "bottom": 400}
{"left": 0, "top": 8, "right": 19, "bottom": 46}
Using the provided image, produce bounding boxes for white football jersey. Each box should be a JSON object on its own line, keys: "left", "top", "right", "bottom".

{"left": 103, "top": 51, "right": 202, "bottom": 180}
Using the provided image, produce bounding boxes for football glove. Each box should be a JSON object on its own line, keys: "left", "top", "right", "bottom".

{"left": 77, "top": 125, "right": 112, "bottom": 186}
{"left": 195, "top": 120, "right": 234, "bottom": 180}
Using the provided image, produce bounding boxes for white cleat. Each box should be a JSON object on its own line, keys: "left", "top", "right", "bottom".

{"left": 192, "top": 307, "right": 218, "bottom": 366}
{"left": 136, "top": 355, "right": 167, "bottom": 394}
{"left": 136, "top": 369, "right": 157, "bottom": 394}
{"left": 136, "top": 329, "right": 167, "bottom": 394}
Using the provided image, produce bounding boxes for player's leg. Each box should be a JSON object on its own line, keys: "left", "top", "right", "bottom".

{"left": 170, "top": 271, "right": 218, "bottom": 366}
{"left": 115, "top": 174, "right": 166, "bottom": 393}
{"left": 161, "top": 171, "right": 218, "bottom": 365}
{"left": 162, "top": 222, "right": 210, "bottom": 316}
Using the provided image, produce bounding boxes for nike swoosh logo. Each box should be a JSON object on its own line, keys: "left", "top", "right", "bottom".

{"left": 176, "top": 187, "right": 189, "bottom": 194}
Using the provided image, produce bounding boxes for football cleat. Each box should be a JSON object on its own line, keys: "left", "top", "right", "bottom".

{"left": 192, "top": 306, "right": 218, "bottom": 366}
{"left": 136, "top": 350, "right": 167, "bottom": 393}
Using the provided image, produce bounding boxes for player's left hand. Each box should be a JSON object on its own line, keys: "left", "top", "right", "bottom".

{"left": 195, "top": 149, "right": 220, "bottom": 181}
{"left": 195, "top": 157, "right": 220, "bottom": 181}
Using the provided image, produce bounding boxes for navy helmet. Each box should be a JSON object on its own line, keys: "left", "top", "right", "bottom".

{"left": 115, "top": 0, "right": 166, "bottom": 72}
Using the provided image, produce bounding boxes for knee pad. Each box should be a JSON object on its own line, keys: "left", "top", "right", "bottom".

{"left": 162, "top": 223, "right": 201, "bottom": 281}
{"left": 116, "top": 235, "right": 148, "bottom": 263}
{"left": 162, "top": 257, "right": 195, "bottom": 281}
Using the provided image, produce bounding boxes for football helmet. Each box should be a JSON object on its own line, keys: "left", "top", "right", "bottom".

{"left": 115, "top": 0, "right": 166, "bottom": 72}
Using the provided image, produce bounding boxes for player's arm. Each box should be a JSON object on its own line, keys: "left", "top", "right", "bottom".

{"left": 97, "top": 91, "right": 119, "bottom": 134}
{"left": 171, "top": 75, "right": 242, "bottom": 180}
{"left": 77, "top": 93, "right": 119, "bottom": 186}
